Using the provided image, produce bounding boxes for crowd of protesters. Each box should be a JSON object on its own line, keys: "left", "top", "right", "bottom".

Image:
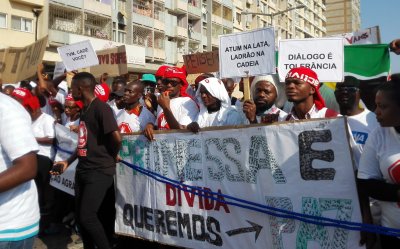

{"left": 0, "top": 40, "right": 400, "bottom": 249}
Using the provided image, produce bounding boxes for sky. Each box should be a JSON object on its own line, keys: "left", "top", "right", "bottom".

{"left": 361, "top": 0, "right": 399, "bottom": 73}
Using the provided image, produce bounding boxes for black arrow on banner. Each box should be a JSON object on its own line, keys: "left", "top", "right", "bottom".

{"left": 225, "top": 220, "right": 263, "bottom": 242}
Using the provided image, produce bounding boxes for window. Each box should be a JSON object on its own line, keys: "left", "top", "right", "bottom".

{"left": 118, "top": 31, "right": 126, "bottom": 43}
{"left": 11, "top": 16, "right": 32, "bottom": 32}
{"left": 0, "top": 13, "right": 6, "bottom": 28}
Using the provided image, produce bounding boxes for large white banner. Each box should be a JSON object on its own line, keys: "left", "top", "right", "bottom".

{"left": 219, "top": 28, "right": 275, "bottom": 78}
{"left": 278, "top": 38, "right": 344, "bottom": 82}
{"left": 116, "top": 118, "right": 364, "bottom": 249}
{"left": 50, "top": 124, "right": 77, "bottom": 196}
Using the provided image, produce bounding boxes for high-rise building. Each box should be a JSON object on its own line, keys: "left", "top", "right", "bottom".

{"left": 324, "top": 0, "right": 361, "bottom": 36}
{"left": 233, "top": 0, "right": 327, "bottom": 46}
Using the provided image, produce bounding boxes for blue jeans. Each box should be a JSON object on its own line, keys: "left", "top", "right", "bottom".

{"left": 0, "top": 236, "right": 35, "bottom": 249}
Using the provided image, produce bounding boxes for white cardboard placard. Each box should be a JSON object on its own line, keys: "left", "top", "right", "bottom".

{"left": 57, "top": 40, "right": 99, "bottom": 71}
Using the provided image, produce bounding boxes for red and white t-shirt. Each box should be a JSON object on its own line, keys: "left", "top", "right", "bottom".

{"left": 117, "top": 106, "right": 156, "bottom": 133}
{"left": 157, "top": 97, "right": 198, "bottom": 130}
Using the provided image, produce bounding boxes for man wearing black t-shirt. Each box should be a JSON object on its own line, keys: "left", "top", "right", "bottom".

{"left": 52, "top": 72, "right": 121, "bottom": 249}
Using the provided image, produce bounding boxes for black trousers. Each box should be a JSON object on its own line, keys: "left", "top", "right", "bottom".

{"left": 381, "top": 234, "right": 400, "bottom": 249}
{"left": 35, "top": 154, "right": 56, "bottom": 228}
{"left": 75, "top": 170, "right": 115, "bottom": 249}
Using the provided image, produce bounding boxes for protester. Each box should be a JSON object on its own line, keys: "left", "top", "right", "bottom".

{"left": 95, "top": 73, "right": 111, "bottom": 102}
{"left": 186, "top": 77, "right": 243, "bottom": 132}
{"left": 108, "top": 76, "right": 127, "bottom": 113}
{"left": 141, "top": 73, "right": 158, "bottom": 114}
{"left": 52, "top": 72, "right": 122, "bottom": 249}
{"left": 2, "top": 85, "right": 15, "bottom": 96}
{"left": 389, "top": 39, "right": 400, "bottom": 55}
{"left": 117, "top": 80, "right": 155, "bottom": 133}
{"left": 64, "top": 94, "right": 83, "bottom": 133}
{"left": 0, "top": 92, "right": 40, "bottom": 247}
{"left": 335, "top": 76, "right": 380, "bottom": 165}
{"left": 357, "top": 79, "right": 400, "bottom": 248}
{"left": 242, "top": 75, "right": 287, "bottom": 124}
{"left": 154, "top": 65, "right": 170, "bottom": 94}
{"left": 222, "top": 78, "right": 241, "bottom": 108}
{"left": 284, "top": 67, "right": 338, "bottom": 120}
{"left": 144, "top": 67, "right": 198, "bottom": 140}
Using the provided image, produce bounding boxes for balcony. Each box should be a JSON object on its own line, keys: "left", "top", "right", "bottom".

{"left": 165, "top": 0, "right": 187, "bottom": 14}
{"left": 188, "top": 5, "right": 202, "bottom": 18}
{"left": 189, "top": 30, "right": 202, "bottom": 41}
{"left": 146, "top": 47, "right": 166, "bottom": 61}
{"left": 50, "top": 0, "right": 83, "bottom": 9}
{"left": 11, "top": 0, "right": 45, "bottom": 7}
{"left": 221, "top": 0, "right": 233, "bottom": 8}
{"left": 84, "top": 0, "right": 112, "bottom": 17}
{"left": 212, "top": 37, "right": 219, "bottom": 47}
{"left": 212, "top": 15, "right": 223, "bottom": 25}
{"left": 176, "top": 26, "right": 188, "bottom": 38}
{"left": 222, "top": 18, "right": 233, "bottom": 28}
{"left": 233, "top": 0, "right": 243, "bottom": 9}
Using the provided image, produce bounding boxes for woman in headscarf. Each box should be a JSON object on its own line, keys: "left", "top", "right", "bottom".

{"left": 187, "top": 77, "right": 244, "bottom": 132}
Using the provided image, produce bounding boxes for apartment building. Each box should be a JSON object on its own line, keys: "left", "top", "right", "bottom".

{"left": 325, "top": 0, "right": 361, "bottom": 35}
{"left": 0, "top": 0, "right": 48, "bottom": 48}
{"left": 233, "top": 0, "right": 327, "bottom": 46}
{"left": 1, "top": 0, "right": 331, "bottom": 77}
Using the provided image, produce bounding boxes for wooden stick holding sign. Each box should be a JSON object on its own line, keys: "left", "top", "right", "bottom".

{"left": 243, "top": 70, "right": 251, "bottom": 101}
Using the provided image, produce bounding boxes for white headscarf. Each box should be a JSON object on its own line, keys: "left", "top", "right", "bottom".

{"left": 195, "top": 77, "right": 234, "bottom": 127}
{"left": 251, "top": 74, "right": 286, "bottom": 108}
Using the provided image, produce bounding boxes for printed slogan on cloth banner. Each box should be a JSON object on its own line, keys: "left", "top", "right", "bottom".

{"left": 89, "top": 45, "right": 128, "bottom": 77}
{"left": 57, "top": 40, "right": 99, "bottom": 71}
{"left": 0, "top": 36, "right": 48, "bottom": 83}
{"left": 116, "top": 118, "right": 363, "bottom": 249}
{"left": 219, "top": 28, "right": 275, "bottom": 78}
{"left": 278, "top": 38, "right": 344, "bottom": 82}
{"left": 331, "top": 26, "right": 380, "bottom": 45}
{"left": 183, "top": 51, "right": 219, "bottom": 74}
{"left": 50, "top": 124, "right": 77, "bottom": 196}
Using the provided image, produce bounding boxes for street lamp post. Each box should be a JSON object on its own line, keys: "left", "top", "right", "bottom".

{"left": 243, "top": 4, "right": 306, "bottom": 26}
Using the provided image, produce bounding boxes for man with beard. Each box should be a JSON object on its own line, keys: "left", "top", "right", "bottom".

{"left": 242, "top": 75, "right": 287, "bottom": 124}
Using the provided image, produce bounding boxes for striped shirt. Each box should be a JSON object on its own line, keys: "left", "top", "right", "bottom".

{"left": 0, "top": 93, "right": 40, "bottom": 241}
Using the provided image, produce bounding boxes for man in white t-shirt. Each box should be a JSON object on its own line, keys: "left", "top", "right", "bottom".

{"left": 144, "top": 67, "right": 199, "bottom": 140}
{"left": 0, "top": 93, "right": 40, "bottom": 246}
{"left": 14, "top": 94, "right": 56, "bottom": 234}
{"left": 117, "top": 81, "right": 155, "bottom": 133}
{"left": 335, "top": 76, "right": 380, "bottom": 165}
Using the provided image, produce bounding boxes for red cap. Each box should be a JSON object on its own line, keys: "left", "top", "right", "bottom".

{"left": 65, "top": 94, "right": 83, "bottom": 109}
{"left": 48, "top": 96, "right": 60, "bottom": 107}
{"left": 95, "top": 83, "right": 110, "bottom": 102}
{"left": 12, "top": 88, "right": 32, "bottom": 100}
{"left": 155, "top": 65, "right": 171, "bottom": 78}
{"left": 285, "top": 67, "right": 326, "bottom": 109}
{"left": 163, "top": 67, "right": 191, "bottom": 98}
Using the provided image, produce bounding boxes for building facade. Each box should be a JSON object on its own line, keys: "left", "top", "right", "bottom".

{"left": 324, "top": 0, "right": 361, "bottom": 36}
{"left": 1, "top": 0, "right": 332, "bottom": 77}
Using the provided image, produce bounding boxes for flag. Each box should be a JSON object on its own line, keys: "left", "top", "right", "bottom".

{"left": 344, "top": 44, "right": 390, "bottom": 80}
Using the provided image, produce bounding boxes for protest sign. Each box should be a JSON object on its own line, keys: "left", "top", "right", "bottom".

{"left": 183, "top": 51, "right": 219, "bottom": 74}
{"left": 278, "top": 38, "right": 344, "bottom": 82}
{"left": 0, "top": 36, "right": 48, "bottom": 83}
{"left": 50, "top": 124, "right": 77, "bottom": 196}
{"left": 219, "top": 28, "right": 275, "bottom": 78}
{"left": 53, "top": 61, "right": 66, "bottom": 79}
{"left": 116, "top": 118, "right": 363, "bottom": 249}
{"left": 57, "top": 40, "right": 99, "bottom": 71}
{"left": 332, "top": 26, "right": 380, "bottom": 45}
{"left": 89, "top": 45, "right": 128, "bottom": 78}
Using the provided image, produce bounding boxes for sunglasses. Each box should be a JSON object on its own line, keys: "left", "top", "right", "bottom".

{"left": 162, "top": 79, "right": 181, "bottom": 87}
{"left": 335, "top": 86, "right": 358, "bottom": 93}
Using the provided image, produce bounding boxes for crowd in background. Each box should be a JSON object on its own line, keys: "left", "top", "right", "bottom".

{"left": 1, "top": 39, "right": 400, "bottom": 249}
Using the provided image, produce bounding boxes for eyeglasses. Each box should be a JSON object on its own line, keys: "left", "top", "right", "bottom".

{"left": 335, "top": 86, "right": 359, "bottom": 93}
{"left": 162, "top": 79, "right": 181, "bottom": 87}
